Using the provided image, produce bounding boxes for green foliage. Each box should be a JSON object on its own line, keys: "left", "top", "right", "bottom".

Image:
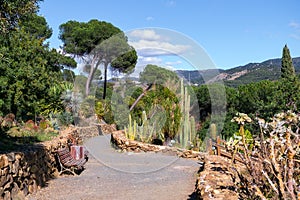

{"left": 0, "top": 0, "right": 41, "bottom": 34}
{"left": 62, "top": 69, "right": 76, "bottom": 82}
{"left": 125, "top": 110, "right": 165, "bottom": 143}
{"left": 111, "top": 48, "right": 138, "bottom": 74}
{"left": 139, "top": 64, "right": 179, "bottom": 85}
{"left": 7, "top": 120, "right": 58, "bottom": 143}
{"left": 137, "top": 111, "right": 156, "bottom": 143}
{"left": 125, "top": 114, "right": 136, "bottom": 140}
{"left": 134, "top": 85, "right": 181, "bottom": 140}
{"left": 39, "top": 119, "right": 50, "bottom": 130}
{"left": 0, "top": 7, "right": 76, "bottom": 121}
{"left": 281, "top": 44, "right": 295, "bottom": 79}
{"left": 95, "top": 100, "right": 106, "bottom": 120}
{"left": 0, "top": 116, "right": 58, "bottom": 150}
{"left": 0, "top": 30, "right": 63, "bottom": 119}
{"left": 56, "top": 112, "right": 74, "bottom": 126}
{"left": 79, "top": 95, "right": 96, "bottom": 118}
{"left": 20, "top": 14, "right": 52, "bottom": 40}
{"left": 59, "top": 19, "right": 137, "bottom": 98}
{"left": 59, "top": 20, "right": 122, "bottom": 56}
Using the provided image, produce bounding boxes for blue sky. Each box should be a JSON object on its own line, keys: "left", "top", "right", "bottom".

{"left": 39, "top": 0, "right": 300, "bottom": 70}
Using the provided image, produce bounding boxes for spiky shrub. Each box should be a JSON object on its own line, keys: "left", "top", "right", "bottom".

{"left": 229, "top": 111, "right": 300, "bottom": 199}
{"left": 136, "top": 111, "right": 156, "bottom": 143}
{"left": 124, "top": 114, "right": 136, "bottom": 140}
{"left": 125, "top": 110, "right": 164, "bottom": 143}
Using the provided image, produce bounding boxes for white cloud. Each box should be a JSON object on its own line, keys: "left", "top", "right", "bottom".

{"left": 146, "top": 16, "right": 154, "bottom": 21}
{"left": 290, "top": 34, "right": 300, "bottom": 40}
{"left": 289, "top": 21, "right": 300, "bottom": 40}
{"left": 289, "top": 21, "right": 300, "bottom": 29}
{"left": 166, "top": 0, "right": 176, "bottom": 7}
{"left": 128, "top": 29, "right": 190, "bottom": 56}
{"left": 137, "top": 56, "right": 162, "bottom": 66}
{"left": 127, "top": 29, "right": 193, "bottom": 76}
{"left": 165, "top": 60, "right": 182, "bottom": 66}
{"left": 129, "top": 29, "right": 161, "bottom": 41}
{"left": 129, "top": 39, "right": 190, "bottom": 56}
{"left": 164, "top": 65, "right": 176, "bottom": 71}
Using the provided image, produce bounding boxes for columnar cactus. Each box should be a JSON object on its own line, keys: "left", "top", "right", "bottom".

{"left": 178, "top": 79, "right": 196, "bottom": 149}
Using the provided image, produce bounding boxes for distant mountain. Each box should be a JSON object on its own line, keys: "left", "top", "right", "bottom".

{"left": 176, "top": 69, "right": 225, "bottom": 85}
{"left": 176, "top": 57, "right": 300, "bottom": 87}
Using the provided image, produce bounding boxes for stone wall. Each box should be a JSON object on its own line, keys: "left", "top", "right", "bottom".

{"left": 71, "top": 124, "right": 116, "bottom": 144}
{"left": 195, "top": 155, "right": 240, "bottom": 200}
{"left": 0, "top": 146, "right": 57, "bottom": 200}
{"left": 111, "top": 130, "right": 203, "bottom": 160}
{"left": 0, "top": 127, "right": 75, "bottom": 200}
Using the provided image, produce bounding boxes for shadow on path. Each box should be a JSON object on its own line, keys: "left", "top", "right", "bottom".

{"left": 26, "top": 135, "right": 200, "bottom": 200}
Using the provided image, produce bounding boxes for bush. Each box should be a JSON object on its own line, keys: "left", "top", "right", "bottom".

{"left": 228, "top": 112, "right": 300, "bottom": 199}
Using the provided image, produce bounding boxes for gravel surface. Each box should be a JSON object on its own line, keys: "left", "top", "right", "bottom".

{"left": 26, "top": 135, "right": 201, "bottom": 200}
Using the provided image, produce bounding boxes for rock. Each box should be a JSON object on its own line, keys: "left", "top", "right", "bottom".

{"left": 0, "top": 173, "right": 12, "bottom": 188}
{"left": 11, "top": 159, "right": 20, "bottom": 174}
{"left": 0, "top": 186, "right": 4, "bottom": 197}
{"left": 0, "top": 155, "right": 8, "bottom": 169}
{"left": 28, "top": 180, "right": 37, "bottom": 194}
{"left": 21, "top": 182, "right": 29, "bottom": 196}
{"left": 6, "top": 153, "right": 15, "bottom": 162}
{"left": 3, "top": 190, "right": 10, "bottom": 200}
{"left": 195, "top": 155, "right": 239, "bottom": 200}
{"left": 10, "top": 182, "right": 19, "bottom": 199}
{"left": 213, "top": 189, "right": 220, "bottom": 194}
{"left": 30, "top": 165, "right": 39, "bottom": 173}
{"left": 15, "top": 153, "right": 23, "bottom": 161}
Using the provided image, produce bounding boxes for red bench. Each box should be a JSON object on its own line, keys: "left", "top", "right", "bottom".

{"left": 56, "top": 147, "right": 87, "bottom": 175}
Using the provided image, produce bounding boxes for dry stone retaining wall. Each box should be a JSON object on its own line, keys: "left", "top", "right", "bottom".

{"left": 111, "top": 130, "right": 203, "bottom": 159}
{"left": 0, "top": 126, "right": 80, "bottom": 200}
{"left": 0, "top": 146, "right": 58, "bottom": 200}
{"left": 195, "top": 155, "right": 240, "bottom": 200}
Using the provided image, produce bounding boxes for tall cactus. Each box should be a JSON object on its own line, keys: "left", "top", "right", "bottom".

{"left": 210, "top": 123, "right": 217, "bottom": 141}
{"left": 125, "top": 111, "right": 157, "bottom": 143}
{"left": 125, "top": 114, "right": 136, "bottom": 140}
{"left": 178, "top": 79, "right": 196, "bottom": 149}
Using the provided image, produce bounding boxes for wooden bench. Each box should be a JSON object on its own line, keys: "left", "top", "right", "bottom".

{"left": 208, "top": 136, "right": 245, "bottom": 164}
{"left": 56, "top": 147, "right": 87, "bottom": 175}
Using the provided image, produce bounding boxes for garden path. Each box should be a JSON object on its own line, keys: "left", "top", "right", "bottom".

{"left": 26, "top": 135, "right": 201, "bottom": 200}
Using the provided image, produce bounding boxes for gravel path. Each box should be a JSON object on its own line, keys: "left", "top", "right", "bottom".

{"left": 26, "top": 135, "right": 201, "bottom": 200}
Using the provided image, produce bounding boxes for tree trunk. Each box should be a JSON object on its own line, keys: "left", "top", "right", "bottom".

{"left": 85, "top": 58, "right": 97, "bottom": 97}
{"left": 103, "top": 63, "right": 108, "bottom": 99}
{"left": 129, "top": 83, "right": 153, "bottom": 111}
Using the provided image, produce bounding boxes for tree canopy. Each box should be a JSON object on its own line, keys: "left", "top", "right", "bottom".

{"left": 59, "top": 19, "right": 137, "bottom": 98}
{"left": 281, "top": 44, "right": 295, "bottom": 79}
{"left": 0, "top": 5, "right": 76, "bottom": 120}
{"left": 139, "top": 64, "right": 179, "bottom": 85}
{"left": 20, "top": 13, "right": 53, "bottom": 40}
{"left": 0, "top": 0, "right": 41, "bottom": 34}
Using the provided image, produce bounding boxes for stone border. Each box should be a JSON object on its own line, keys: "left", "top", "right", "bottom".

{"left": 111, "top": 130, "right": 204, "bottom": 160}
{"left": 0, "top": 126, "right": 81, "bottom": 200}
{"left": 195, "top": 155, "right": 240, "bottom": 199}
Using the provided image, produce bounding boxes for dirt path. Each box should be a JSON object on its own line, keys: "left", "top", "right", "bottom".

{"left": 26, "top": 135, "right": 201, "bottom": 200}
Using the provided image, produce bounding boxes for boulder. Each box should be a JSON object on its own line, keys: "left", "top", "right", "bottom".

{"left": 0, "top": 155, "right": 8, "bottom": 169}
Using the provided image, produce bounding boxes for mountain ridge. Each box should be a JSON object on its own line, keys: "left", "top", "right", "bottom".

{"left": 176, "top": 57, "right": 300, "bottom": 87}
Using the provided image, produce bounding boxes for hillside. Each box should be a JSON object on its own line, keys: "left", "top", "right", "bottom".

{"left": 177, "top": 57, "right": 300, "bottom": 87}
